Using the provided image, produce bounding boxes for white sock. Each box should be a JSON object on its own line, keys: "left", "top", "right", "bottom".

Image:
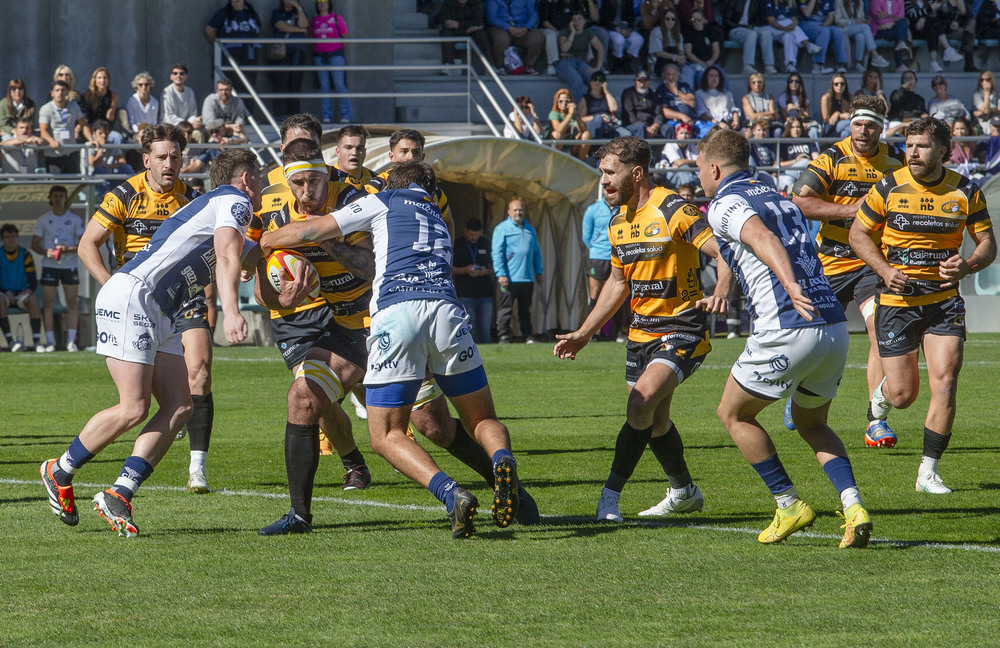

{"left": 775, "top": 486, "right": 799, "bottom": 509}
{"left": 189, "top": 450, "right": 207, "bottom": 473}
{"left": 918, "top": 456, "right": 939, "bottom": 477}
{"left": 670, "top": 484, "right": 694, "bottom": 499}
{"left": 67, "top": 328, "right": 77, "bottom": 343}
{"left": 45, "top": 331, "right": 55, "bottom": 346}
{"left": 57, "top": 453, "right": 78, "bottom": 475}
{"left": 839, "top": 487, "right": 862, "bottom": 510}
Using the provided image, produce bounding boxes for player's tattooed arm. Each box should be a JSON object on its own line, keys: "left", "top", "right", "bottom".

{"left": 319, "top": 237, "right": 375, "bottom": 281}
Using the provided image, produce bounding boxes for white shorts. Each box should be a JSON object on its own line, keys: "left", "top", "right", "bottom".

{"left": 365, "top": 299, "right": 481, "bottom": 386}
{"left": 95, "top": 273, "right": 182, "bottom": 365}
{"left": 731, "top": 322, "right": 848, "bottom": 408}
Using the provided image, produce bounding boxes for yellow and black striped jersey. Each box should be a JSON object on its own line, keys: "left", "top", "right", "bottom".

{"left": 91, "top": 172, "right": 198, "bottom": 268}
{"left": 857, "top": 166, "right": 992, "bottom": 307}
{"left": 249, "top": 164, "right": 363, "bottom": 242}
{"left": 332, "top": 162, "right": 375, "bottom": 189}
{"left": 609, "top": 186, "right": 715, "bottom": 343}
{"left": 257, "top": 179, "right": 372, "bottom": 328}
{"left": 792, "top": 138, "right": 905, "bottom": 276}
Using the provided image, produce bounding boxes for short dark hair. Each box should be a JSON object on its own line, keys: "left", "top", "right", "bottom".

{"left": 337, "top": 124, "right": 369, "bottom": 143}
{"left": 281, "top": 138, "right": 324, "bottom": 165}
{"left": 906, "top": 117, "right": 952, "bottom": 162}
{"left": 280, "top": 113, "right": 323, "bottom": 145}
{"left": 52, "top": 80, "right": 68, "bottom": 91}
{"left": 697, "top": 128, "right": 750, "bottom": 169}
{"left": 141, "top": 123, "right": 187, "bottom": 155}
{"left": 465, "top": 217, "right": 483, "bottom": 231}
{"left": 48, "top": 185, "right": 67, "bottom": 198}
{"left": 389, "top": 128, "right": 425, "bottom": 151}
{"left": 0, "top": 223, "right": 19, "bottom": 236}
{"left": 850, "top": 93, "right": 887, "bottom": 117}
{"left": 91, "top": 119, "right": 112, "bottom": 134}
{"left": 210, "top": 149, "right": 258, "bottom": 188}
{"left": 216, "top": 77, "right": 234, "bottom": 89}
{"left": 386, "top": 160, "right": 436, "bottom": 193}
{"left": 596, "top": 136, "right": 652, "bottom": 173}
{"left": 171, "top": 63, "right": 188, "bottom": 74}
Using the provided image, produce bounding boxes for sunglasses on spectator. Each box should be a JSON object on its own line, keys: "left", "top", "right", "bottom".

{"left": 664, "top": 15, "right": 676, "bottom": 21}
{"left": 789, "top": 79, "right": 801, "bottom": 84}
{"left": 10, "top": 86, "right": 24, "bottom": 90}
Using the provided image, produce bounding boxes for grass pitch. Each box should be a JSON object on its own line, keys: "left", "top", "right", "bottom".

{"left": 2, "top": 335, "right": 999, "bottom": 647}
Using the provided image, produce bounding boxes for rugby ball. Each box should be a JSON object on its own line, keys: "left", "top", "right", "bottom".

{"left": 265, "top": 250, "right": 321, "bottom": 303}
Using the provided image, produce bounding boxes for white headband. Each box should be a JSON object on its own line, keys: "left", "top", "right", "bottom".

{"left": 283, "top": 159, "right": 326, "bottom": 179}
{"left": 850, "top": 109, "right": 886, "bottom": 130}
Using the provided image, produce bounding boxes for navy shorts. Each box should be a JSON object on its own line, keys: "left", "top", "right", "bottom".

{"left": 624, "top": 329, "right": 711, "bottom": 386}
{"left": 40, "top": 267, "right": 79, "bottom": 287}
{"left": 271, "top": 305, "right": 368, "bottom": 370}
{"left": 173, "top": 294, "right": 211, "bottom": 333}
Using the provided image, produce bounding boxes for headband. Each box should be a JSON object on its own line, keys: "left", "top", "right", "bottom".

{"left": 850, "top": 109, "right": 885, "bottom": 130}
{"left": 283, "top": 159, "right": 326, "bottom": 179}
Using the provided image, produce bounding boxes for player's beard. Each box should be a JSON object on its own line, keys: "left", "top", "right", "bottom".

{"left": 604, "top": 180, "right": 635, "bottom": 208}
{"left": 908, "top": 158, "right": 941, "bottom": 182}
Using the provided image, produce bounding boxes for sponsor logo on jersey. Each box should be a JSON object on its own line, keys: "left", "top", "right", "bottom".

{"left": 376, "top": 332, "right": 391, "bottom": 351}
{"left": 96, "top": 308, "right": 121, "bottom": 321}
{"left": 751, "top": 370, "right": 790, "bottom": 389}
{"left": 842, "top": 181, "right": 859, "bottom": 196}
{"left": 644, "top": 223, "right": 661, "bottom": 237}
{"left": 231, "top": 202, "right": 251, "bottom": 227}
{"left": 768, "top": 354, "right": 790, "bottom": 372}
{"left": 795, "top": 250, "right": 817, "bottom": 276}
{"left": 370, "top": 358, "right": 399, "bottom": 371}
{"left": 941, "top": 200, "right": 961, "bottom": 214}
{"left": 132, "top": 313, "right": 153, "bottom": 328}
{"left": 96, "top": 331, "right": 118, "bottom": 345}
{"left": 457, "top": 345, "right": 477, "bottom": 362}
{"left": 132, "top": 331, "right": 152, "bottom": 351}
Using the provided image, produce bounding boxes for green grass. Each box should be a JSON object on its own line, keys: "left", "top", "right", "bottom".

{"left": 3, "top": 335, "right": 1000, "bottom": 647}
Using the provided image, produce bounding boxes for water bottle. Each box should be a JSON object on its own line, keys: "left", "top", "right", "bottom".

{"left": 52, "top": 236, "right": 62, "bottom": 262}
{"left": 15, "top": 323, "right": 24, "bottom": 346}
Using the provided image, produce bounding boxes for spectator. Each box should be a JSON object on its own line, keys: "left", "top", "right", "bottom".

{"left": 125, "top": 72, "right": 159, "bottom": 133}
{"left": 640, "top": 0, "right": 674, "bottom": 33}
{"left": 741, "top": 72, "right": 780, "bottom": 134}
{"left": 927, "top": 75, "right": 971, "bottom": 124}
{"left": 748, "top": 117, "right": 779, "bottom": 186}
{"left": 950, "top": 116, "right": 983, "bottom": 178}
{"left": 724, "top": 0, "right": 779, "bottom": 74}
{"left": 776, "top": 116, "right": 819, "bottom": 192}
{"left": 655, "top": 63, "right": 699, "bottom": 135}
{"left": 680, "top": 9, "right": 720, "bottom": 89}
{"left": 30, "top": 186, "right": 83, "bottom": 352}
{"left": 439, "top": 0, "right": 492, "bottom": 72}
{"left": 834, "top": 0, "right": 890, "bottom": 71}
{"left": 486, "top": 0, "right": 545, "bottom": 75}
{"left": 38, "top": 80, "right": 89, "bottom": 175}
{"left": 492, "top": 198, "right": 543, "bottom": 343}
{"left": 580, "top": 193, "right": 623, "bottom": 340}
{"left": 161, "top": 64, "right": 203, "bottom": 137}
{"left": 269, "top": 0, "right": 309, "bottom": 118}
{"left": 975, "top": 0, "right": 1000, "bottom": 71}
{"left": 677, "top": 0, "right": 723, "bottom": 30}
{"left": 555, "top": 11, "right": 605, "bottom": 101}
{"left": 776, "top": 72, "right": 819, "bottom": 137}
{"left": 179, "top": 121, "right": 208, "bottom": 176}
{"left": 546, "top": 88, "right": 591, "bottom": 159}
{"left": 52, "top": 66, "right": 79, "bottom": 103}
{"left": 0, "top": 223, "right": 43, "bottom": 351}
{"left": 80, "top": 67, "right": 120, "bottom": 132}
{"left": 595, "top": 0, "right": 645, "bottom": 74}
{"left": 868, "top": 0, "right": 912, "bottom": 71}
{"left": 312, "top": 0, "right": 354, "bottom": 123}
{"left": 205, "top": 0, "right": 262, "bottom": 103}
{"left": 906, "top": 0, "right": 965, "bottom": 73}
{"left": 1, "top": 79, "right": 36, "bottom": 135}
{"left": 539, "top": 0, "right": 585, "bottom": 75}
{"left": 971, "top": 70, "right": 1000, "bottom": 134}
{"left": 1, "top": 117, "right": 43, "bottom": 174}
{"left": 504, "top": 95, "right": 545, "bottom": 139}
{"left": 657, "top": 121, "right": 699, "bottom": 186}
{"left": 820, "top": 73, "right": 852, "bottom": 137}
{"left": 452, "top": 217, "right": 494, "bottom": 343}
{"left": 886, "top": 69, "right": 927, "bottom": 135}
{"left": 86, "top": 120, "right": 134, "bottom": 196}
{"left": 579, "top": 71, "right": 628, "bottom": 140}
{"left": 936, "top": 0, "right": 977, "bottom": 72}
{"left": 761, "top": 0, "right": 824, "bottom": 74}
{"left": 648, "top": 9, "right": 688, "bottom": 78}
{"left": 858, "top": 67, "right": 889, "bottom": 108}
{"left": 620, "top": 70, "right": 669, "bottom": 139}
{"left": 696, "top": 65, "right": 741, "bottom": 132}
{"left": 201, "top": 78, "right": 249, "bottom": 137}
{"left": 798, "top": 0, "right": 849, "bottom": 73}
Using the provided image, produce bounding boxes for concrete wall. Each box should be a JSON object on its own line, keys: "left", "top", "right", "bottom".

{"left": 0, "top": 0, "right": 393, "bottom": 125}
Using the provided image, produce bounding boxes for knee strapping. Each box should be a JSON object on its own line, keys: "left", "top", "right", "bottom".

{"left": 294, "top": 360, "right": 344, "bottom": 403}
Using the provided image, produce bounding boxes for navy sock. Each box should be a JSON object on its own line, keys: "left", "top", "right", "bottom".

{"left": 111, "top": 456, "right": 154, "bottom": 502}
{"left": 339, "top": 448, "right": 366, "bottom": 471}
{"left": 606, "top": 421, "right": 653, "bottom": 493}
{"left": 648, "top": 424, "right": 692, "bottom": 489}
{"left": 428, "top": 471, "right": 458, "bottom": 512}
{"left": 447, "top": 419, "right": 495, "bottom": 487}
{"left": 922, "top": 427, "right": 951, "bottom": 460}
{"left": 187, "top": 393, "right": 214, "bottom": 452}
{"left": 491, "top": 448, "right": 514, "bottom": 467}
{"left": 821, "top": 456, "right": 857, "bottom": 493}
{"left": 750, "top": 454, "right": 794, "bottom": 495}
{"left": 53, "top": 436, "right": 96, "bottom": 485}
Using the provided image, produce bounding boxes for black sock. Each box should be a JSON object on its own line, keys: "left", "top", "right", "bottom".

{"left": 922, "top": 426, "right": 951, "bottom": 460}
{"left": 866, "top": 403, "right": 876, "bottom": 422}
{"left": 605, "top": 421, "right": 653, "bottom": 492}
{"left": 285, "top": 422, "right": 319, "bottom": 521}
{"left": 446, "top": 418, "right": 495, "bottom": 487}
{"left": 340, "top": 448, "right": 366, "bottom": 471}
{"left": 648, "top": 423, "right": 692, "bottom": 489}
{"left": 0, "top": 317, "right": 10, "bottom": 337}
{"left": 187, "top": 393, "right": 214, "bottom": 452}
{"left": 29, "top": 317, "right": 41, "bottom": 337}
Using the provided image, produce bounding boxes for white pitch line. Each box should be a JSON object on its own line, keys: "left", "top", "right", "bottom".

{"left": 6, "top": 478, "right": 999, "bottom": 553}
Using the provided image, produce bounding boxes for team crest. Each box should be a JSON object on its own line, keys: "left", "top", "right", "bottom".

{"left": 644, "top": 223, "right": 660, "bottom": 237}
{"left": 768, "top": 354, "right": 790, "bottom": 372}
{"left": 377, "top": 332, "right": 391, "bottom": 351}
{"left": 133, "top": 331, "right": 152, "bottom": 351}
{"left": 941, "top": 200, "right": 961, "bottom": 214}
{"left": 231, "top": 202, "right": 251, "bottom": 227}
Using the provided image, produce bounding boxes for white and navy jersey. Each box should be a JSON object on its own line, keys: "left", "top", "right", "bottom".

{"left": 119, "top": 185, "right": 253, "bottom": 318}
{"left": 706, "top": 171, "right": 845, "bottom": 332}
{"left": 333, "top": 185, "right": 458, "bottom": 315}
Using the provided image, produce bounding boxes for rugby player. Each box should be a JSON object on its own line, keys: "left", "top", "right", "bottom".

{"left": 699, "top": 129, "right": 872, "bottom": 548}
{"left": 332, "top": 124, "right": 376, "bottom": 188}
{"left": 261, "top": 161, "right": 525, "bottom": 539}
{"left": 76, "top": 124, "right": 216, "bottom": 493}
{"left": 850, "top": 117, "right": 996, "bottom": 494}
{"left": 554, "top": 136, "right": 731, "bottom": 522}
{"left": 41, "top": 149, "right": 261, "bottom": 537}
{"left": 790, "top": 95, "right": 905, "bottom": 448}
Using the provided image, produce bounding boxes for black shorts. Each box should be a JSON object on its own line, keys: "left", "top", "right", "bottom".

{"left": 826, "top": 267, "right": 878, "bottom": 310}
{"left": 624, "top": 329, "right": 710, "bottom": 386}
{"left": 874, "top": 296, "right": 966, "bottom": 357}
{"left": 173, "top": 294, "right": 211, "bottom": 333}
{"left": 40, "top": 267, "right": 79, "bottom": 287}
{"left": 271, "top": 305, "right": 368, "bottom": 370}
{"left": 587, "top": 259, "right": 611, "bottom": 282}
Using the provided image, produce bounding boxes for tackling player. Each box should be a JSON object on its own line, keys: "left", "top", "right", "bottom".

{"left": 790, "top": 95, "right": 905, "bottom": 448}
{"left": 699, "top": 129, "right": 872, "bottom": 548}
{"left": 76, "top": 124, "right": 216, "bottom": 494}
{"left": 41, "top": 150, "right": 261, "bottom": 537}
{"left": 554, "top": 136, "right": 731, "bottom": 522}
{"left": 850, "top": 117, "right": 996, "bottom": 494}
